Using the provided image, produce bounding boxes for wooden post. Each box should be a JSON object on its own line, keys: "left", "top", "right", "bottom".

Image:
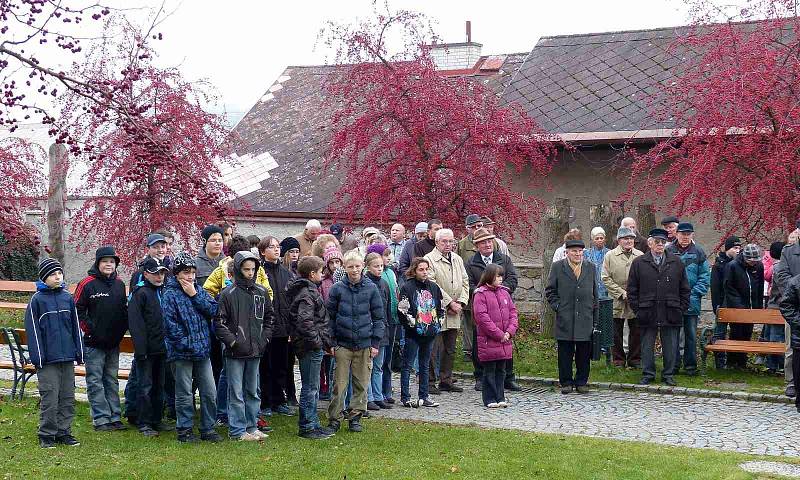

{"left": 589, "top": 203, "right": 616, "bottom": 249}
{"left": 47, "top": 144, "right": 67, "bottom": 267}
{"left": 540, "top": 197, "right": 570, "bottom": 337}
{"left": 637, "top": 204, "right": 656, "bottom": 238}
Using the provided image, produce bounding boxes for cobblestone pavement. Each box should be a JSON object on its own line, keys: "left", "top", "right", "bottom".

{"left": 4, "top": 349, "right": 799, "bottom": 458}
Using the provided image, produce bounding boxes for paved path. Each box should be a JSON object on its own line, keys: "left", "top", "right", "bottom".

{"left": 4, "top": 349, "right": 800, "bottom": 457}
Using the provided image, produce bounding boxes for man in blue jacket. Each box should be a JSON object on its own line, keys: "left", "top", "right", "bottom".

{"left": 162, "top": 253, "right": 221, "bottom": 443}
{"left": 25, "top": 258, "right": 84, "bottom": 448}
{"left": 666, "top": 223, "right": 710, "bottom": 376}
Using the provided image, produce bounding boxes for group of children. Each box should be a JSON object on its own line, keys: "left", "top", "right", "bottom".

{"left": 23, "top": 222, "right": 521, "bottom": 448}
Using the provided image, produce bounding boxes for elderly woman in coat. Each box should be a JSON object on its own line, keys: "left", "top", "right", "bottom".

{"left": 545, "top": 239, "right": 599, "bottom": 394}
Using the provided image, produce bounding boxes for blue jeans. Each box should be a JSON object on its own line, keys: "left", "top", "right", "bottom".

{"left": 676, "top": 315, "right": 698, "bottom": 373}
{"left": 368, "top": 347, "right": 386, "bottom": 402}
{"left": 124, "top": 358, "right": 138, "bottom": 419}
{"left": 380, "top": 343, "right": 394, "bottom": 400}
{"left": 763, "top": 324, "right": 786, "bottom": 371}
{"left": 171, "top": 358, "right": 217, "bottom": 434}
{"left": 216, "top": 367, "right": 228, "bottom": 421}
{"left": 85, "top": 346, "right": 121, "bottom": 426}
{"left": 298, "top": 349, "right": 324, "bottom": 433}
{"left": 400, "top": 335, "right": 434, "bottom": 402}
{"left": 225, "top": 357, "right": 260, "bottom": 438}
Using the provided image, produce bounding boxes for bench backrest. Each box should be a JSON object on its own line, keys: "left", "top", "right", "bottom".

{"left": 718, "top": 308, "right": 785, "bottom": 325}
{"left": 7, "top": 328, "right": 135, "bottom": 353}
{"left": 0, "top": 280, "right": 78, "bottom": 294}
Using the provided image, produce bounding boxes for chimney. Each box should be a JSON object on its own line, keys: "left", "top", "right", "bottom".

{"left": 428, "top": 20, "right": 482, "bottom": 71}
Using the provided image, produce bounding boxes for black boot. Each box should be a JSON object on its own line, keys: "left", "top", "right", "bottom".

{"left": 348, "top": 414, "right": 363, "bottom": 432}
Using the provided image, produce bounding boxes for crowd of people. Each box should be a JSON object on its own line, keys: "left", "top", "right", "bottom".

{"left": 22, "top": 214, "right": 800, "bottom": 449}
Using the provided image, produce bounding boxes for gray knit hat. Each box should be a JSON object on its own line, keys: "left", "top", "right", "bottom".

{"left": 742, "top": 243, "right": 762, "bottom": 261}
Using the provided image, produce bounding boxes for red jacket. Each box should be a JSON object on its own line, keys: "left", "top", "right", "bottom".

{"left": 472, "top": 285, "right": 519, "bottom": 362}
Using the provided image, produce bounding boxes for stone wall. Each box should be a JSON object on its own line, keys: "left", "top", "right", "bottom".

{"left": 513, "top": 263, "right": 545, "bottom": 316}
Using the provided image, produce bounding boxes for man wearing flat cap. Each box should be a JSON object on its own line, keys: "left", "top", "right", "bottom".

{"left": 660, "top": 216, "right": 680, "bottom": 244}
{"left": 627, "top": 228, "right": 690, "bottom": 386}
{"left": 666, "top": 222, "right": 710, "bottom": 376}
{"left": 545, "top": 239, "right": 598, "bottom": 394}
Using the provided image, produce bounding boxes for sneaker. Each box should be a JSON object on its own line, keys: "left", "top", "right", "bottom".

{"left": 251, "top": 429, "right": 269, "bottom": 440}
{"left": 374, "top": 400, "right": 392, "bottom": 409}
{"left": 234, "top": 432, "right": 262, "bottom": 442}
{"left": 662, "top": 377, "right": 677, "bottom": 387}
{"left": 787, "top": 385, "right": 797, "bottom": 398}
{"left": 576, "top": 385, "right": 590, "bottom": 394}
{"left": 152, "top": 422, "right": 175, "bottom": 432}
{"left": 560, "top": 385, "right": 573, "bottom": 394}
{"left": 274, "top": 404, "right": 296, "bottom": 416}
{"left": 39, "top": 436, "right": 56, "bottom": 449}
{"left": 200, "top": 431, "right": 223, "bottom": 443}
{"left": 257, "top": 417, "right": 274, "bottom": 433}
{"left": 215, "top": 418, "right": 229, "bottom": 427}
{"left": 361, "top": 410, "right": 371, "bottom": 419}
{"left": 420, "top": 398, "right": 439, "bottom": 407}
{"left": 428, "top": 385, "right": 442, "bottom": 395}
{"left": 110, "top": 421, "right": 127, "bottom": 431}
{"left": 348, "top": 415, "right": 363, "bottom": 432}
{"left": 439, "top": 383, "right": 464, "bottom": 393}
{"left": 638, "top": 378, "right": 652, "bottom": 385}
{"left": 504, "top": 381, "right": 523, "bottom": 392}
{"left": 317, "top": 426, "right": 336, "bottom": 437}
{"left": 486, "top": 402, "right": 501, "bottom": 408}
{"left": 327, "top": 420, "right": 341, "bottom": 433}
{"left": 139, "top": 427, "right": 159, "bottom": 438}
{"left": 299, "top": 429, "right": 332, "bottom": 440}
{"left": 177, "top": 429, "right": 199, "bottom": 443}
{"left": 55, "top": 434, "right": 80, "bottom": 447}
{"left": 94, "top": 423, "right": 115, "bottom": 432}
{"left": 498, "top": 401, "right": 510, "bottom": 408}
{"left": 385, "top": 397, "right": 396, "bottom": 405}
{"left": 259, "top": 408, "right": 272, "bottom": 418}
{"left": 367, "top": 401, "right": 381, "bottom": 411}
{"left": 401, "top": 400, "right": 416, "bottom": 408}
{"left": 474, "top": 381, "right": 482, "bottom": 391}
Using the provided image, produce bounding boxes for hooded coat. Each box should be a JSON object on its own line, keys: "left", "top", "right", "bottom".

{"left": 74, "top": 257, "right": 128, "bottom": 350}
{"left": 261, "top": 258, "right": 294, "bottom": 338}
{"left": 287, "top": 277, "right": 334, "bottom": 357}
{"left": 723, "top": 253, "right": 764, "bottom": 310}
{"left": 472, "top": 285, "right": 518, "bottom": 362}
{"left": 127, "top": 276, "right": 166, "bottom": 360}
{"left": 215, "top": 252, "right": 274, "bottom": 359}
{"left": 161, "top": 276, "right": 218, "bottom": 362}
{"left": 24, "top": 281, "right": 84, "bottom": 368}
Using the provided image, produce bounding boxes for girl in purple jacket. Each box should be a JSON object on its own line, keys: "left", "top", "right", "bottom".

{"left": 473, "top": 264, "right": 519, "bottom": 408}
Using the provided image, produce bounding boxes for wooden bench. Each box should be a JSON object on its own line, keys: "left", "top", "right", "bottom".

{"left": 1, "top": 328, "right": 133, "bottom": 399}
{"left": 0, "top": 280, "right": 78, "bottom": 311}
{"left": 700, "top": 308, "right": 786, "bottom": 370}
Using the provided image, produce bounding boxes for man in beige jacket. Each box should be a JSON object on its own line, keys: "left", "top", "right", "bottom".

{"left": 601, "top": 226, "right": 644, "bottom": 368}
{"left": 425, "top": 228, "right": 469, "bottom": 394}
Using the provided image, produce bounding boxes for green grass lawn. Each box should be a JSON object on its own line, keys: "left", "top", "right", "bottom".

{"left": 455, "top": 317, "right": 786, "bottom": 395}
{"left": 0, "top": 398, "right": 786, "bottom": 479}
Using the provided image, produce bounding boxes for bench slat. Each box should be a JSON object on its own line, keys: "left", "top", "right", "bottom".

{"left": 0, "top": 301, "right": 27, "bottom": 310}
{"left": 705, "top": 340, "right": 786, "bottom": 354}
{"left": 718, "top": 308, "right": 786, "bottom": 325}
{"left": 12, "top": 329, "right": 135, "bottom": 354}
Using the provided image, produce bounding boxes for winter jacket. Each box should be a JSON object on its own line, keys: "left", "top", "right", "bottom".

{"left": 412, "top": 237, "right": 436, "bottom": 259}
{"left": 723, "top": 253, "right": 764, "bottom": 310}
{"left": 457, "top": 236, "right": 505, "bottom": 266}
{"left": 261, "top": 259, "right": 295, "bottom": 338}
{"left": 381, "top": 267, "right": 400, "bottom": 325}
{"left": 24, "top": 281, "right": 84, "bottom": 369}
{"left": 466, "top": 251, "right": 519, "bottom": 299}
{"left": 293, "top": 233, "right": 314, "bottom": 258}
{"left": 320, "top": 275, "right": 336, "bottom": 302}
{"left": 287, "top": 278, "right": 333, "bottom": 356}
{"left": 128, "top": 278, "right": 166, "bottom": 360}
{"left": 711, "top": 252, "right": 735, "bottom": 313}
{"left": 215, "top": 252, "right": 274, "bottom": 359}
{"left": 74, "top": 263, "right": 128, "bottom": 350}
{"left": 584, "top": 246, "right": 610, "bottom": 299}
{"left": 763, "top": 251, "right": 776, "bottom": 293}
{"left": 601, "top": 245, "right": 643, "bottom": 319}
{"left": 424, "top": 248, "right": 469, "bottom": 330}
{"left": 666, "top": 241, "right": 710, "bottom": 316}
{"left": 545, "top": 259, "right": 598, "bottom": 342}
{"left": 775, "top": 242, "right": 800, "bottom": 290}
{"left": 627, "top": 251, "right": 690, "bottom": 328}
{"left": 366, "top": 272, "right": 392, "bottom": 347}
{"left": 161, "top": 276, "right": 218, "bottom": 362}
{"left": 398, "top": 237, "right": 418, "bottom": 277}
{"left": 195, "top": 248, "right": 226, "bottom": 287}
{"left": 203, "top": 257, "right": 273, "bottom": 300}
{"left": 472, "top": 285, "right": 519, "bottom": 362}
{"left": 398, "top": 278, "right": 445, "bottom": 338}
{"left": 326, "top": 275, "right": 385, "bottom": 350}
{"left": 778, "top": 275, "right": 800, "bottom": 349}
{"left": 768, "top": 261, "right": 788, "bottom": 309}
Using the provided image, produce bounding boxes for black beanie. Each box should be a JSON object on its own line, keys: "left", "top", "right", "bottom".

{"left": 724, "top": 236, "right": 742, "bottom": 251}
{"left": 38, "top": 258, "right": 63, "bottom": 283}
{"left": 770, "top": 241, "right": 786, "bottom": 260}
{"left": 201, "top": 225, "right": 225, "bottom": 246}
{"left": 280, "top": 236, "right": 301, "bottom": 257}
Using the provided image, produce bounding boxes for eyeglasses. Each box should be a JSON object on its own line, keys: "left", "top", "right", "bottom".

{"left": 652, "top": 239, "right": 667, "bottom": 245}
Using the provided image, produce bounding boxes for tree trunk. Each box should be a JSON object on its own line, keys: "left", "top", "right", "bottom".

{"left": 540, "top": 197, "right": 570, "bottom": 337}
{"left": 589, "top": 203, "right": 617, "bottom": 249}
{"left": 47, "top": 144, "right": 68, "bottom": 267}
{"left": 637, "top": 204, "right": 656, "bottom": 238}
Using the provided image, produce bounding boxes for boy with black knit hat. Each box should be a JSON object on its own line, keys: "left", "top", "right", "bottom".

{"left": 25, "top": 258, "right": 84, "bottom": 448}
{"left": 74, "top": 246, "right": 128, "bottom": 432}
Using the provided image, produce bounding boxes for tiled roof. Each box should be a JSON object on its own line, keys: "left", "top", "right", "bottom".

{"left": 503, "top": 26, "right": 689, "bottom": 134}
{"left": 230, "top": 55, "right": 527, "bottom": 213}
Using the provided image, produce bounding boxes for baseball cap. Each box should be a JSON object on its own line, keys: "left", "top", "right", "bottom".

{"left": 142, "top": 257, "right": 169, "bottom": 274}
{"left": 146, "top": 233, "right": 167, "bottom": 247}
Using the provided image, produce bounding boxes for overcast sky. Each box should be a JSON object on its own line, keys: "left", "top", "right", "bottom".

{"left": 146, "top": 0, "right": 695, "bottom": 123}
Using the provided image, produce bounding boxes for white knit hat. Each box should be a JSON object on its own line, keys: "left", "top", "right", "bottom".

{"left": 590, "top": 227, "right": 606, "bottom": 238}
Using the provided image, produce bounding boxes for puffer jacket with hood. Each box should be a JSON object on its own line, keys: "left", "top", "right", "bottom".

{"left": 162, "top": 276, "right": 218, "bottom": 362}
{"left": 215, "top": 252, "right": 275, "bottom": 359}
{"left": 287, "top": 277, "right": 334, "bottom": 357}
{"left": 74, "top": 249, "right": 128, "bottom": 350}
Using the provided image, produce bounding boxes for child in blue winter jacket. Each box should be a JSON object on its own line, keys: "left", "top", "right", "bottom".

{"left": 24, "top": 258, "right": 84, "bottom": 449}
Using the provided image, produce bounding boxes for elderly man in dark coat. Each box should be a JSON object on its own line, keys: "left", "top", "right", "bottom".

{"left": 627, "top": 228, "right": 690, "bottom": 387}
{"left": 545, "top": 239, "right": 598, "bottom": 394}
